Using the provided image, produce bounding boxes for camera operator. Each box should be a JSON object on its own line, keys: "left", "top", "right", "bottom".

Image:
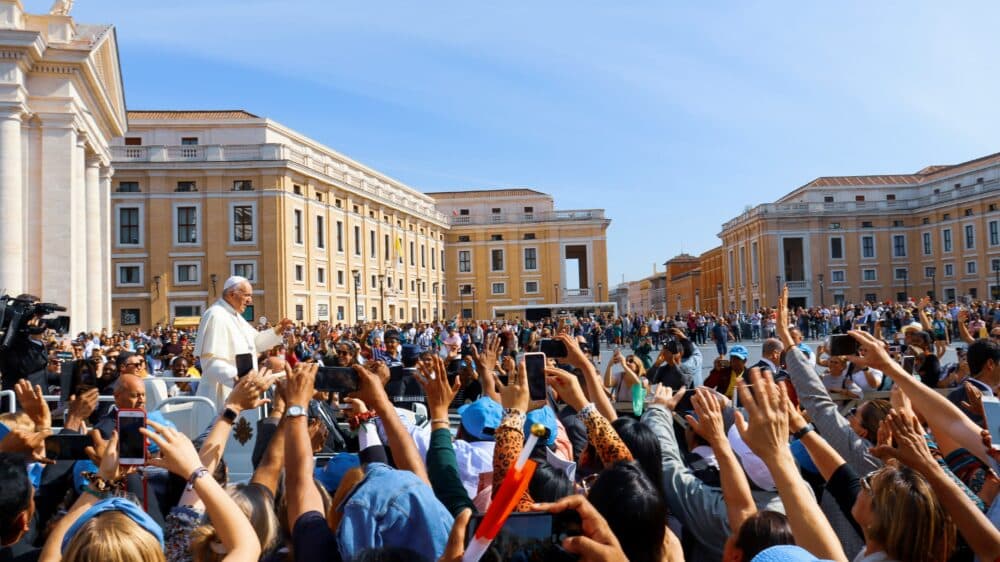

{"left": 0, "top": 294, "right": 50, "bottom": 391}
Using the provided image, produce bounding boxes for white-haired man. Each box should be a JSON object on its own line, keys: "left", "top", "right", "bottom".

{"left": 194, "top": 275, "right": 292, "bottom": 416}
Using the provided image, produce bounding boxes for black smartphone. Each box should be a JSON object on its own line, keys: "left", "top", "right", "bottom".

{"left": 902, "top": 355, "right": 916, "bottom": 374}
{"left": 465, "top": 511, "right": 581, "bottom": 562}
{"left": 828, "top": 334, "right": 858, "bottom": 357}
{"left": 525, "top": 352, "right": 547, "bottom": 401}
{"left": 540, "top": 338, "right": 568, "bottom": 359}
{"left": 315, "top": 366, "right": 360, "bottom": 395}
{"left": 117, "top": 409, "right": 147, "bottom": 465}
{"left": 235, "top": 353, "right": 254, "bottom": 378}
{"left": 447, "top": 358, "right": 464, "bottom": 375}
{"left": 888, "top": 345, "right": 901, "bottom": 354}
{"left": 44, "top": 434, "right": 94, "bottom": 461}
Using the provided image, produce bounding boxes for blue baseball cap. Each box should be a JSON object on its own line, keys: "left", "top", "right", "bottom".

{"left": 751, "top": 545, "right": 832, "bottom": 562}
{"left": 729, "top": 345, "right": 749, "bottom": 361}
{"left": 525, "top": 405, "right": 558, "bottom": 447}
{"left": 457, "top": 397, "right": 503, "bottom": 441}
{"left": 315, "top": 452, "right": 361, "bottom": 493}
{"left": 62, "top": 497, "right": 164, "bottom": 552}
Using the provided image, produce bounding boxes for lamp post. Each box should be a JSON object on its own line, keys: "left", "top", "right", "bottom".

{"left": 460, "top": 285, "right": 465, "bottom": 319}
{"left": 928, "top": 267, "right": 936, "bottom": 302}
{"left": 417, "top": 280, "right": 423, "bottom": 321}
{"left": 554, "top": 283, "right": 559, "bottom": 303}
{"left": 352, "top": 269, "right": 360, "bottom": 323}
{"left": 818, "top": 273, "right": 824, "bottom": 307}
{"left": 597, "top": 282, "right": 603, "bottom": 302}
{"left": 471, "top": 287, "right": 477, "bottom": 321}
{"left": 378, "top": 274, "right": 385, "bottom": 321}
{"left": 210, "top": 273, "right": 217, "bottom": 297}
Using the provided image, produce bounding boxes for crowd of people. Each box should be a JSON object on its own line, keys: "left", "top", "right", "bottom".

{"left": 0, "top": 289, "right": 999, "bottom": 562}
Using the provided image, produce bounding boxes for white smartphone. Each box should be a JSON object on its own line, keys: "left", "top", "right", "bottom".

{"left": 982, "top": 396, "right": 1000, "bottom": 451}
{"left": 117, "top": 409, "right": 147, "bottom": 465}
{"left": 524, "top": 352, "right": 548, "bottom": 401}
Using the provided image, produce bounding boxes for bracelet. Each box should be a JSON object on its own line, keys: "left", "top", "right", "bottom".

{"left": 577, "top": 402, "right": 597, "bottom": 419}
{"left": 430, "top": 418, "right": 450, "bottom": 425}
{"left": 792, "top": 423, "right": 815, "bottom": 440}
{"left": 348, "top": 411, "right": 378, "bottom": 432}
{"left": 186, "top": 466, "right": 210, "bottom": 490}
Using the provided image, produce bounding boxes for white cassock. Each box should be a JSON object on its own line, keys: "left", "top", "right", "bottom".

{"left": 193, "top": 299, "right": 281, "bottom": 427}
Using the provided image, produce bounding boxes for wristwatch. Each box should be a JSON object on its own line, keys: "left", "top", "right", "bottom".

{"left": 220, "top": 407, "right": 239, "bottom": 424}
{"left": 286, "top": 405, "right": 308, "bottom": 418}
{"left": 792, "top": 423, "right": 815, "bottom": 440}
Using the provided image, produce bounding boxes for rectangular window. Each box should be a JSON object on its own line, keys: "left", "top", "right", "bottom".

{"left": 337, "top": 270, "right": 345, "bottom": 285}
{"left": 458, "top": 250, "right": 471, "bottom": 272}
{"left": 181, "top": 137, "right": 198, "bottom": 145}
{"left": 371, "top": 275, "right": 377, "bottom": 289}
{"left": 728, "top": 250, "right": 735, "bottom": 280}
{"left": 176, "top": 263, "right": 198, "bottom": 283}
{"left": 232, "top": 180, "right": 253, "bottom": 191}
{"left": 831, "top": 270, "right": 845, "bottom": 283}
{"left": 491, "top": 282, "right": 505, "bottom": 295}
{"left": 964, "top": 224, "right": 975, "bottom": 249}
{"left": 295, "top": 305, "right": 304, "bottom": 322}
{"left": 863, "top": 269, "right": 877, "bottom": 281}
{"left": 524, "top": 233, "right": 536, "bottom": 240}
{"left": 990, "top": 221, "right": 999, "bottom": 246}
{"left": 861, "top": 236, "right": 875, "bottom": 258}
{"left": 117, "top": 181, "right": 140, "bottom": 193}
{"left": 120, "top": 308, "right": 140, "bottom": 326}
{"left": 173, "top": 304, "right": 203, "bottom": 319}
{"left": 431, "top": 247, "right": 437, "bottom": 270}
{"left": 118, "top": 207, "right": 140, "bottom": 245}
{"left": 490, "top": 234, "right": 503, "bottom": 241}
{"left": 525, "top": 281, "right": 539, "bottom": 294}
{"left": 966, "top": 261, "right": 977, "bottom": 275}
{"left": 458, "top": 235, "right": 471, "bottom": 242}
{"left": 751, "top": 242, "right": 759, "bottom": 283}
{"left": 118, "top": 265, "right": 141, "bottom": 285}
{"left": 337, "top": 306, "right": 345, "bottom": 321}
{"left": 421, "top": 245, "right": 426, "bottom": 267}
{"left": 372, "top": 231, "right": 378, "bottom": 259}
{"left": 295, "top": 264, "right": 304, "bottom": 282}
{"left": 922, "top": 232, "right": 932, "bottom": 255}
{"left": 943, "top": 229, "right": 953, "bottom": 252}
{"left": 894, "top": 268, "right": 908, "bottom": 281}
{"left": 336, "top": 221, "right": 344, "bottom": 252}
{"left": 739, "top": 246, "right": 747, "bottom": 287}
{"left": 317, "top": 267, "right": 326, "bottom": 285}
{"left": 944, "top": 264, "right": 954, "bottom": 277}
{"left": 892, "top": 220, "right": 904, "bottom": 227}
{"left": 892, "top": 234, "right": 906, "bottom": 257}
{"left": 175, "top": 181, "right": 197, "bottom": 192}
{"left": 316, "top": 216, "right": 325, "bottom": 248}
{"left": 491, "top": 249, "right": 504, "bottom": 271}
{"left": 441, "top": 249, "right": 445, "bottom": 271}
{"left": 233, "top": 205, "right": 253, "bottom": 242}
{"left": 829, "top": 237, "right": 843, "bottom": 260}
{"left": 410, "top": 241, "right": 415, "bottom": 266}
{"left": 176, "top": 206, "right": 198, "bottom": 244}
{"left": 924, "top": 266, "right": 935, "bottom": 278}
{"left": 353, "top": 226, "right": 361, "bottom": 256}
{"left": 293, "top": 209, "right": 303, "bottom": 244}
{"left": 524, "top": 248, "right": 538, "bottom": 270}
{"left": 945, "top": 288, "right": 956, "bottom": 301}
{"left": 233, "top": 262, "right": 256, "bottom": 282}
{"left": 862, "top": 221, "right": 873, "bottom": 228}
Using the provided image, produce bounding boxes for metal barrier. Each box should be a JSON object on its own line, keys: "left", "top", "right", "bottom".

{"left": 0, "top": 391, "right": 14, "bottom": 414}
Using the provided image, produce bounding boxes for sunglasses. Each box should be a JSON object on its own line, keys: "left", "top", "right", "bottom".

{"left": 125, "top": 359, "right": 145, "bottom": 367}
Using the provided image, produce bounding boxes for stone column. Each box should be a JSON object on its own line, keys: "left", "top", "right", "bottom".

{"left": 0, "top": 105, "right": 23, "bottom": 296}
{"left": 71, "top": 136, "right": 88, "bottom": 330}
{"left": 38, "top": 117, "right": 80, "bottom": 330}
{"left": 85, "top": 155, "right": 102, "bottom": 330}
{"left": 99, "top": 166, "right": 113, "bottom": 330}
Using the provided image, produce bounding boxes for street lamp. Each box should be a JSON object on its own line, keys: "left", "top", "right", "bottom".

{"left": 351, "top": 269, "right": 360, "bottom": 323}
{"left": 928, "top": 267, "right": 936, "bottom": 302}
{"left": 597, "top": 282, "right": 603, "bottom": 302}
{"left": 554, "top": 283, "right": 559, "bottom": 303}
{"left": 210, "top": 273, "right": 218, "bottom": 296}
{"left": 378, "top": 274, "right": 385, "bottom": 321}
{"left": 817, "top": 273, "right": 824, "bottom": 307}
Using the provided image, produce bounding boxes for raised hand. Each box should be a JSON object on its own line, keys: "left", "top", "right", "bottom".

{"left": 844, "top": 329, "right": 894, "bottom": 373}
{"left": 686, "top": 387, "right": 727, "bottom": 446}
{"left": 416, "top": 354, "right": 461, "bottom": 419}
{"left": 557, "top": 333, "right": 590, "bottom": 368}
{"left": 869, "top": 410, "right": 938, "bottom": 475}
{"left": 532, "top": 495, "right": 628, "bottom": 562}
{"left": 734, "top": 368, "right": 790, "bottom": 462}
{"left": 776, "top": 286, "right": 793, "bottom": 348}
{"left": 285, "top": 361, "right": 318, "bottom": 407}
{"left": 545, "top": 366, "right": 587, "bottom": 411}
{"left": 225, "top": 368, "right": 278, "bottom": 414}
{"left": 651, "top": 384, "right": 687, "bottom": 411}
{"left": 0, "top": 427, "right": 52, "bottom": 464}
{"left": 141, "top": 420, "right": 203, "bottom": 478}
{"left": 353, "top": 364, "right": 391, "bottom": 411}
{"left": 496, "top": 358, "right": 530, "bottom": 413}
{"left": 14, "top": 380, "right": 51, "bottom": 431}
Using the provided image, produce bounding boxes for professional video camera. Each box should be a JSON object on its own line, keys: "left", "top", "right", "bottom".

{"left": 0, "top": 294, "right": 69, "bottom": 351}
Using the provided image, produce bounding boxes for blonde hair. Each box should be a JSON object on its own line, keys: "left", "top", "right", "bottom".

{"left": 0, "top": 412, "right": 34, "bottom": 433}
{"left": 867, "top": 462, "right": 956, "bottom": 562}
{"left": 191, "top": 484, "right": 279, "bottom": 562}
{"left": 62, "top": 512, "right": 165, "bottom": 562}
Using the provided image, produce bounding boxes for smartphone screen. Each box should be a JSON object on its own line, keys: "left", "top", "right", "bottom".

{"left": 982, "top": 397, "right": 1000, "bottom": 450}
{"left": 44, "top": 434, "right": 94, "bottom": 461}
{"left": 902, "top": 355, "right": 916, "bottom": 374}
{"left": 828, "top": 334, "right": 858, "bottom": 357}
{"left": 540, "top": 339, "right": 568, "bottom": 359}
{"left": 525, "top": 352, "right": 547, "bottom": 401}
{"left": 235, "top": 353, "right": 254, "bottom": 378}
{"left": 465, "top": 512, "right": 581, "bottom": 562}
{"left": 315, "top": 366, "right": 359, "bottom": 394}
{"left": 117, "top": 411, "right": 146, "bottom": 465}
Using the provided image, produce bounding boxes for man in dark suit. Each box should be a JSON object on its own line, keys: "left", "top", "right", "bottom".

{"left": 751, "top": 338, "right": 785, "bottom": 376}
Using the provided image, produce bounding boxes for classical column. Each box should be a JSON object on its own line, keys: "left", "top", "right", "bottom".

{"left": 99, "top": 166, "right": 113, "bottom": 330}
{"left": 38, "top": 116, "right": 80, "bottom": 330}
{"left": 0, "top": 105, "right": 23, "bottom": 296}
{"left": 85, "top": 155, "right": 102, "bottom": 330}
{"left": 71, "top": 136, "right": 88, "bottom": 330}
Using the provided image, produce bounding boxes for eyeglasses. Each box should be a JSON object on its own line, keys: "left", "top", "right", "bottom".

{"left": 125, "top": 359, "right": 145, "bottom": 367}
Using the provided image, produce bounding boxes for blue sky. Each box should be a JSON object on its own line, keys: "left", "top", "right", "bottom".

{"left": 57, "top": 1, "right": 1000, "bottom": 284}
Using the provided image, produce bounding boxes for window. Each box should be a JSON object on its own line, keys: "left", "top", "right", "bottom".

{"left": 823, "top": 196, "right": 834, "bottom": 203}
{"left": 117, "top": 181, "right": 140, "bottom": 193}
{"left": 490, "top": 234, "right": 503, "bottom": 241}
{"left": 233, "top": 205, "right": 254, "bottom": 243}
{"left": 525, "top": 281, "right": 539, "bottom": 294}
{"left": 398, "top": 278, "right": 403, "bottom": 291}
{"left": 315, "top": 192, "right": 324, "bottom": 202}
{"left": 441, "top": 249, "right": 445, "bottom": 270}
{"left": 861, "top": 221, "right": 873, "bottom": 228}
{"left": 944, "top": 263, "right": 954, "bottom": 277}
{"left": 295, "top": 264, "right": 304, "bottom": 282}
{"left": 120, "top": 308, "right": 140, "bottom": 326}
{"left": 491, "top": 282, "right": 505, "bottom": 295}
{"left": 864, "top": 293, "right": 877, "bottom": 303}
{"left": 751, "top": 242, "right": 759, "bottom": 283}
{"left": 295, "top": 305, "right": 304, "bottom": 322}
{"left": 945, "top": 288, "right": 956, "bottom": 301}
{"left": 294, "top": 185, "right": 303, "bottom": 195}
{"left": 124, "top": 137, "right": 142, "bottom": 146}
{"left": 491, "top": 249, "right": 504, "bottom": 271}
{"left": 232, "top": 261, "right": 256, "bottom": 282}
{"left": 458, "top": 250, "right": 471, "bottom": 272}
{"left": 172, "top": 303, "right": 203, "bottom": 318}
{"left": 830, "top": 237, "right": 843, "bottom": 260}
{"left": 861, "top": 236, "right": 875, "bottom": 258}
{"left": 336, "top": 221, "right": 344, "bottom": 252}
{"left": 728, "top": 250, "right": 735, "bottom": 280}
{"left": 491, "top": 208, "right": 501, "bottom": 214}
{"left": 922, "top": 232, "right": 932, "bottom": 255}
{"left": 831, "top": 270, "right": 845, "bottom": 283}
{"left": 176, "top": 206, "right": 198, "bottom": 244}
{"left": 459, "top": 209, "right": 469, "bottom": 216}
{"left": 337, "top": 270, "right": 345, "bottom": 285}
{"left": 317, "top": 267, "right": 326, "bottom": 285}
{"left": 232, "top": 180, "right": 253, "bottom": 191}
{"left": 855, "top": 195, "right": 865, "bottom": 202}
{"left": 966, "top": 261, "right": 977, "bottom": 275}
{"left": 371, "top": 275, "right": 377, "bottom": 289}
{"left": 116, "top": 264, "right": 142, "bottom": 287}
{"left": 886, "top": 194, "right": 896, "bottom": 201}
{"left": 523, "top": 232, "right": 536, "bottom": 240}
{"left": 892, "top": 220, "right": 904, "bottom": 227}
{"left": 993, "top": 258, "right": 1000, "bottom": 273}
{"left": 410, "top": 241, "right": 415, "bottom": 266}
{"left": 922, "top": 218, "right": 930, "bottom": 225}
{"left": 411, "top": 280, "right": 416, "bottom": 292}
{"left": 431, "top": 247, "right": 437, "bottom": 270}
{"left": 943, "top": 229, "right": 953, "bottom": 252}
{"left": 965, "top": 209, "right": 974, "bottom": 217}
{"left": 316, "top": 216, "right": 325, "bottom": 248}
{"left": 371, "top": 231, "right": 378, "bottom": 259}
{"left": 924, "top": 266, "right": 935, "bottom": 279}
{"left": 176, "top": 181, "right": 197, "bottom": 192}
{"left": 863, "top": 269, "right": 877, "bottom": 281}
{"left": 892, "top": 235, "right": 906, "bottom": 257}
{"left": 943, "top": 213, "right": 951, "bottom": 220}
{"left": 460, "top": 284, "right": 473, "bottom": 295}
{"left": 524, "top": 248, "right": 538, "bottom": 270}
{"left": 420, "top": 245, "right": 426, "bottom": 268}
{"left": 293, "top": 210, "right": 303, "bottom": 244}
{"left": 964, "top": 224, "right": 975, "bottom": 249}
{"left": 175, "top": 263, "right": 199, "bottom": 284}
{"left": 894, "top": 268, "right": 908, "bottom": 281}
{"left": 118, "top": 207, "right": 140, "bottom": 245}
{"left": 353, "top": 226, "right": 361, "bottom": 255}
{"left": 458, "top": 235, "right": 471, "bottom": 242}
{"left": 989, "top": 220, "right": 999, "bottom": 246}
{"left": 181, "top": 137, "right": 198, "bottom": 145}
{"left": 335, "top": 198, "right": 343, "bottom": 209}
{"left": 829, "top": 222, "right": 841, "bottom": 229}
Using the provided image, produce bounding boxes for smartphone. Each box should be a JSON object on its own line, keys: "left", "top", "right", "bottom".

{"left": 315, "top": 366, "right": 360, "bottom": 395}
{"left": 524, "top": 352, "right": 548, "bottom": 401}
{"left": 828, "top": 334, "right": 858, "bottom": 357}
{"left": 44, "top": 434, "right": 94, "bottom": 461}
{"left": 540, "top": 338, "right": 568, "bottom": 359}
{"left": 465, "top": 512, "right": 581, "bottom": 562}
{"left": 982, "top": 397, "right": 1000, "bottom": 451}
{"left": 888, "top": 345, "right": 901, "bottom": 354}
{"left": 117, "top": 409, "right": 147, "bottom": 465}
{"left": 235, "top": 353, "right": 254, "bottom": 378}
{"left": 902, "top": 355, "right": 916, "bottom": 374}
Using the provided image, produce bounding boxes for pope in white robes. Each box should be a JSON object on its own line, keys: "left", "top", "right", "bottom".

{"left": 193, "top": 276, "right": 292, "bottom": 428}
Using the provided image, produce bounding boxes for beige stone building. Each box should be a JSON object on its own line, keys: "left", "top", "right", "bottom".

{"left": 428, "top": 189, "right": 611, "bottom": 321}
{"left": 719, "top": 151, "right": 1000, "bottom": 310}
{"left": 110, "top": 110, "right": 448, "bottom": 328}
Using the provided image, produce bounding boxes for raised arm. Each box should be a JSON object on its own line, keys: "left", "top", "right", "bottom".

{"left": 956, "top": 309, "right": 975, "bottom": 345}
{"left": 418, "top": 355, "right": 475, "bottom": 516}
{"left": 547, "top": 367, "right": 632, "bottom": 465}
{"left": 357, "top": 362, "right": 429, "bottom": 484}
{"left": 469, "top": 333, "right": 502, "bottom": 403}
{"left": 282, "top": 362, "right": 324, "bottom": 528}
{"left": 560, "top": 334, "right": 617, "bottom": 421}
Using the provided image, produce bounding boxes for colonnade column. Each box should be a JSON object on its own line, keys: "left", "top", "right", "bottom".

{"left": 85, "top": 155, "right": 102, "bottom": 330}
{"left": 99, "top": 166, "right": 113, "bottom": 330}
{"left": 0, "top": 105, "right": 23, "bottom": 296}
